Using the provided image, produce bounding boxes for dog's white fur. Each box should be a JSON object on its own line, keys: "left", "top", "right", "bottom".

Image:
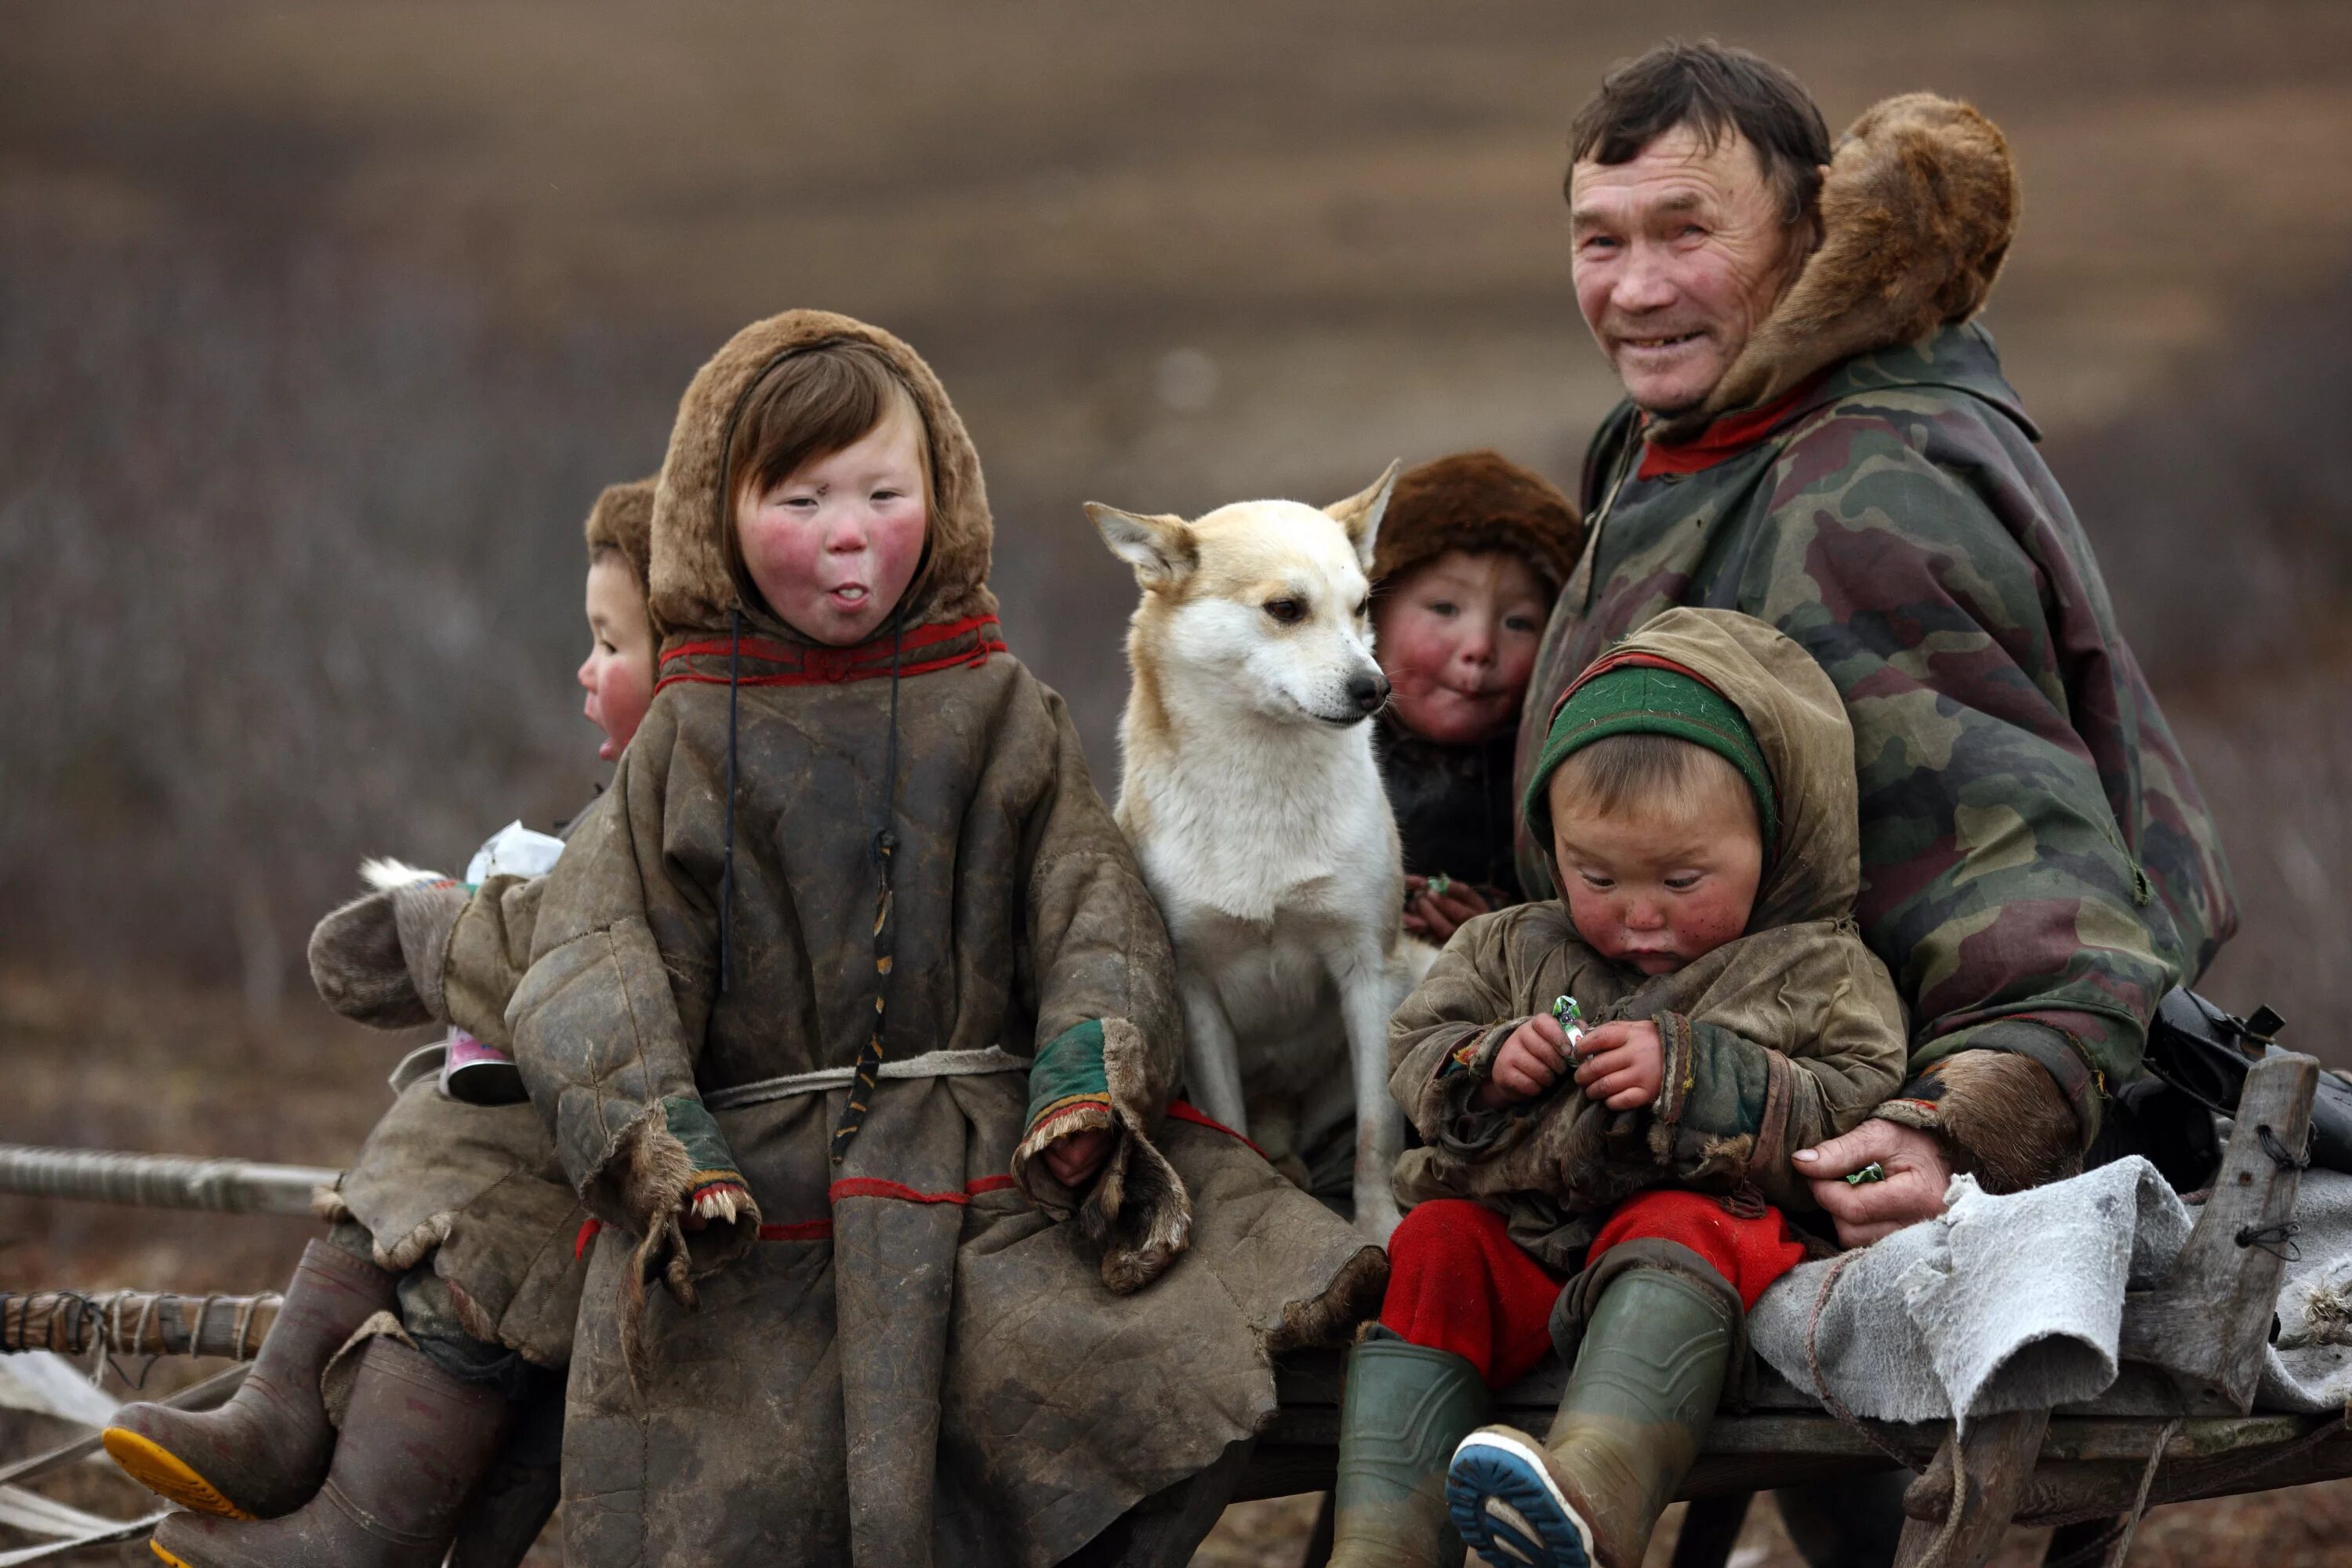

{"left": 1089, "top": 464, "right": 1420, "bottom": 1241}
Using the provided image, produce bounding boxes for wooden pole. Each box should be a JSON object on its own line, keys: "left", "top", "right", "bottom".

{"left": 0, "top": 1143, "right": 337, "bottom": 1220}
{"left": 0, "top": 1290, "right": 281, "bottom": 1359}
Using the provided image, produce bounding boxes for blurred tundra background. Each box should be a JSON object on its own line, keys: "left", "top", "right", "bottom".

{"left": 3, "top": 4, "right": 2350, "bottom": 1563}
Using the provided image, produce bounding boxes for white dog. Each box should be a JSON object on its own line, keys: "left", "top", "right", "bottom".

{"left": 1088, "top": 463, "right": 1422, "bottom": 1242}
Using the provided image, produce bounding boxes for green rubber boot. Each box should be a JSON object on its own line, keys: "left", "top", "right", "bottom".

{"left": 1330, "top": 1330, "right": 1491, "bottom": 1568}
{"left": 1447, "top": 1247, "right": 1737, "bottom": 1567}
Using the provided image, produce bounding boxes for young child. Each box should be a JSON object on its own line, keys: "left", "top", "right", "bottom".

{"left": 110, "top": 478, "right": 659, "bottom": 1568}
{"left": 1371, "top": 452, "right": 1582, "bottom": 944}
{"left": 506, "top": 311, "right": 1381, "bottom": 1565}
{"left": 1329, "top": 608, "right": 1908, "bottom": 1568}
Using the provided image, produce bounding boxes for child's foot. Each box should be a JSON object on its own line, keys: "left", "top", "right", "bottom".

{"left": 1446, "top": 1426, "right": 1596, "bottom": 1568}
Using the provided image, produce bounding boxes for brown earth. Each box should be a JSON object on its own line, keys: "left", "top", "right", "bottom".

{"left": 3, "top": 4, "right": 2350, "bottom": 1563}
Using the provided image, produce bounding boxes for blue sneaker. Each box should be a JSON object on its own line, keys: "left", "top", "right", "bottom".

{"left": 1446, "top": 1426, "right": 1598, "bottom": 1568}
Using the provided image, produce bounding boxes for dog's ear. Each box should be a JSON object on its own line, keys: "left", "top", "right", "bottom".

{"left": 1323, "top": 460, "right": 1401, "bottom": 573}
{"left": 1085, "top": 503, "right": 1197, "bottom": 592}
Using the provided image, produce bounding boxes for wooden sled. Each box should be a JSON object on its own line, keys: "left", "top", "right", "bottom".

{"left": 1240, "top": 1052, "right": 2350, "bottom": 1567}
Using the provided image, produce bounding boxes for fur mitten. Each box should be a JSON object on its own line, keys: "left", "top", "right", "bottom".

{"left": 306, "top": 862, "right": 469, "bottom": 1029}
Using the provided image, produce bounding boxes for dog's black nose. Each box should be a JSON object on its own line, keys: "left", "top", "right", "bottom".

{"left": 1348, "top": 672, "right": 1389, "bottom": 714}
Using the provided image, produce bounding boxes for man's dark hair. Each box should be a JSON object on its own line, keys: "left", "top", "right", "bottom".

{"left": 1566, "top": 40, "right": 1832, "bottom": 226}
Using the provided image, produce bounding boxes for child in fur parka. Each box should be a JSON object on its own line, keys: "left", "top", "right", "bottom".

{"left": 1330, "top": 608, "right": 1907, "bottom": 1568}
{"left": 506, "top": 311, "right": 1382, "bottom": 1566}
{"left": 109, "top": 481, "right": 659, "bottom": 1568}
{"left": 1371, "top": 452, "right": 1581, "bottom": 943}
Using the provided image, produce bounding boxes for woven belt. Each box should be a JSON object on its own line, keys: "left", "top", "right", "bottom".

{"left": 703, "top": 1046, "right": 1033, "bottom": 1112}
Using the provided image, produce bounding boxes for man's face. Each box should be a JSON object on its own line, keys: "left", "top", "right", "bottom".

{"left": 1570, "top": 124, "right": 1809, "bottom": 416}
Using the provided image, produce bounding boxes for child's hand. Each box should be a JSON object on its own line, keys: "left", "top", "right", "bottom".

{"left": 1572, "top": 1020, "right": 1663, "bottom": 1109}
{"left": 1403, "top": 875, "right": 1492, "bottom": 942}
{"left": 1041, "top": 1127, "right": 1114, "bottom": 1189}
{"left": 1473, "top": 1014, "right": 1572, "bottom": 1109}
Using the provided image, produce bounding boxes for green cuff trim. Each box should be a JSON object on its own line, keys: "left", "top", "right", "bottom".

{"left": 1027, "top": 1020, "right": 1109, "bottom": 1132}
{"left": 1675, "top": 1019, "right": 1770, "bottom": 1139}
{"left": 661, "top": 1094, "right": 744, "bottom": 1188}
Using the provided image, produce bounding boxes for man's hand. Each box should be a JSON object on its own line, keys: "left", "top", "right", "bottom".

{"left": 1795, "top": 1120, "right": 1955, "bottom": 1247}
{"left": 1403, "top": 875, "right": 1492, "bottom": 943}
{"left": 1473, "top": 1014, "right": 1571, "bottom": 1109}
{"left": 1572, "top": 1020, "right": 1662, "bottom": 1109}
{"left": 1041, "top": 1127, "right": 1114, "bottom": 1189}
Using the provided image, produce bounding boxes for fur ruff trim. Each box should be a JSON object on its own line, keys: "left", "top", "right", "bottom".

{"left": 606, "top": 1108, "right": 761, "bottom": 1384}
{"left": 584, "top": 477, "right": 656, "bottom": 597}
{"left": 310, "top": 1182, "right": 354, "bottom": 1226}
{"left": 360, "top": 858, "right": 443, "bottom": 891}
{"left": 1370, "top": 450, "right": 1583, "bottom": 597}
{"left": 650, "top": 310, "right": 997, "bottom": 644}
{"left": 1012, "top": 1017, "right": 1196, "bottom": 1292}
{"left": 372, "top": 1211, "right": 456, "bottom": 1274}
{"left": 1267, "top": 1243, "right": 1389, "bottom": 1354}
{"left": 1651, "top": 93, "right": 2017, "bottom": 444}
{"left": 1877, "top": 1047, "right": 2082, "bottom": 1195}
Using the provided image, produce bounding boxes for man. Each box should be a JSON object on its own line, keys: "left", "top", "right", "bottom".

{"left": 1521, "top": 42, "right": 2234, "bottom": 1240}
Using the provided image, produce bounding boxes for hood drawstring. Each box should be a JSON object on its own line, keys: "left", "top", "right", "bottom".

{"left": 718, "top": 606, "right": 742, "bottom": 993}
{"left": 829, "top": 619, "right": 905, "bottom": 1165}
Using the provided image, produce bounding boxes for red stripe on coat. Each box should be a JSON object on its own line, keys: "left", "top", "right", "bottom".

{"left": 655, "top": 615, "right": 1006, "bottom": 693}
{"left": 1163, "top": 1100, "right": 1270, "bottom": 1161}
{"left": 827, "top": 1174, "right": 1018, "bottom": 1207}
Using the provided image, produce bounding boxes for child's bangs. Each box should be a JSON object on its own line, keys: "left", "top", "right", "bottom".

{"left": 1550, "top": 731, "right": 1754, "bottom": 831}
{"left": 727, "top": 339, "right": 931, "bottom": 508}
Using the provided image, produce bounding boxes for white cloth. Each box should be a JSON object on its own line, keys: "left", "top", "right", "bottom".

{"left": 1747, "top": 1159, "right": 2352, "bottom": 1426}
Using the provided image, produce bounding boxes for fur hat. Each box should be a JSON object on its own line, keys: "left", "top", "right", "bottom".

{"left": 1370, "top": 450, "right": 1583, "bottom": 598}
{"left": 583, "top": 477, "right": 656, "bottom": 597}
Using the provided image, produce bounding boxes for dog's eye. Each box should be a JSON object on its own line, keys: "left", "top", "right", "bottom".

{"left": 1263, "top": 597, "right": 1306, "bottom": 626}
{"left": 1353, "top": 597, "right": 1369, "bottom": 619}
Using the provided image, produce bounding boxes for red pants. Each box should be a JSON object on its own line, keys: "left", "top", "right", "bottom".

{"left": 1378, "top": 1192, "right": 1806, "bottom": 1389}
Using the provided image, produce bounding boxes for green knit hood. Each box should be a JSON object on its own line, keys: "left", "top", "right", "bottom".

{"left": 1524, "top": 661, "right": 1779, "bottom": 869}
{"left": 1524, "top": 608, "right": 1860, "bottom": 933}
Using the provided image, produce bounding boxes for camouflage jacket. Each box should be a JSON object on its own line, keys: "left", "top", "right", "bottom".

{"left": 1515, "top": 324, "right": 2237, "bottom": 1142}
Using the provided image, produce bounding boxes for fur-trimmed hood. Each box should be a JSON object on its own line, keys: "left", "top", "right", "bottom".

{"left": 1371, "top": 450, "right": 1584, "bottom": 597}
{"left": 583, "top": 477, "right": 656, "bottom": 598}
{"left": 1651, "top": 92, "right": 2017, "bottom": 444}
{"left": 648, "top": 310, "right": 998, "bottom": 644}
{"left": 1545, "top": 607, "right": 1860, "bottom": 934}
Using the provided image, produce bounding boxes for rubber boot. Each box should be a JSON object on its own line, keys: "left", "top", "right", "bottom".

{"left": 148, "top": 1335, "right": 511, "bottom": 1568}
{"left": 1446, "top": 1256, "right": 1737, "bottom": 1568}
{"left": 1329, "top": 1330, "right": 1491, "bottom": 1568}
{"left": 446, "top": 1378, "right": 564, "bottom": 1568}
{"left": 105, "top": 1240, "right": 397, "bottom": 1519}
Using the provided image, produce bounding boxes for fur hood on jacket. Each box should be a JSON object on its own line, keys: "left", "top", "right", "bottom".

{"left": 1538, "top": 607, "right": 1860, "bottom": 935}
{"left": 583, "top": 477, "right": 656, "bottom": 597}
{"left": 1372, "top": 450, "right": 1584, "bottom": 597}
{"left": 1650, "top": 92, "right": 2016, "bottom": 445}
{"left": 648, "top": 310, "right": 998, "bottom": 644}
